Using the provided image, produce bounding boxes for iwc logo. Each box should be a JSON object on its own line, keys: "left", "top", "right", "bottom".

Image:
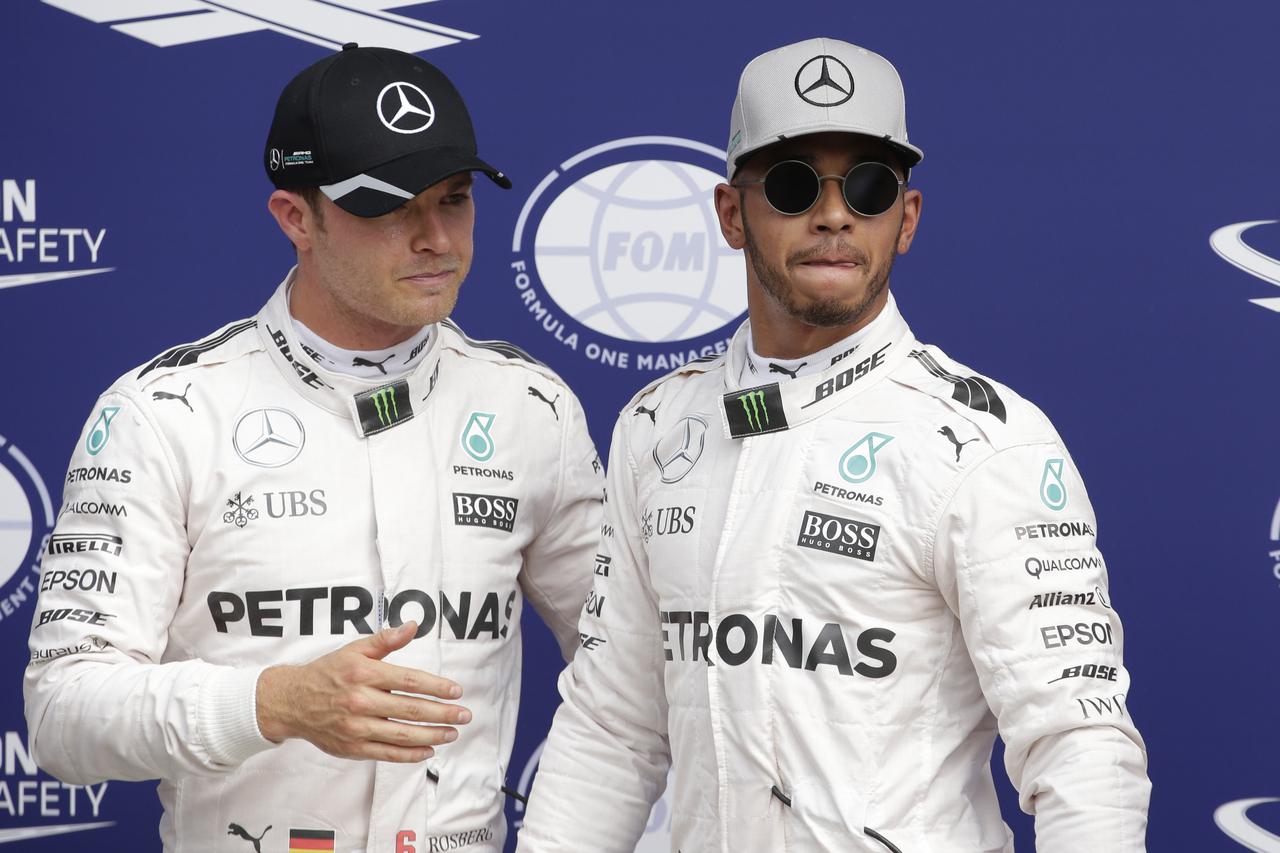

{"left": 794, "top": 54, "right": 854, "bottom": 107}
{"left": 0, "top": 433, "right": 54, "bottom": 627}
{"left": 510, "top": 137, "right": 746, "bottom": 372}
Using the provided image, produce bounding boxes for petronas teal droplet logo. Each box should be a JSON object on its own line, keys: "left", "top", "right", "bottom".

{"left": 461, "top": 412, "right": 496, "bottom": 462}
{"left": 1040, "top": 458, "right": 1067, "bottom": 511}
{"left": 85, "top": 406, "right": 121, "bottom": 456}
{"left": 839, "top": 432, "right": 894, "bottom": 484}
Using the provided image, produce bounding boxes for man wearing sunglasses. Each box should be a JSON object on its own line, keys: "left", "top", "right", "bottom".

{"left": 518, "top": 38, "right": 1150, "bottom": 853}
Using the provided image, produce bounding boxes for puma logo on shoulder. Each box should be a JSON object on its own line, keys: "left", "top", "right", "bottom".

{"left": 938, "top": 425, "right": 979, "bottom": 462}
{"left": 633, "top": 404, "right": 658, "bottom": 424}
{"left": 528, "top": 386, "right": 560, "bottom": 420}
{"left": 152, "top": 383, "right": 193, "bottom": 412}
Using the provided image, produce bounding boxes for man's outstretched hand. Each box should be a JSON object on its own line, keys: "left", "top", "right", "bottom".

{"left": 256, "top": 621, "right": 469, "bottom": 762}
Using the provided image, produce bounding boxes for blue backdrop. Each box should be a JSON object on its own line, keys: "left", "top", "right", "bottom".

{"left": 2, "top": 1, "right": 1278, "bottom": 850}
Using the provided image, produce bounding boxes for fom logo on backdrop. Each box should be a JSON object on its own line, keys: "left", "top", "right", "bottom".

{"left": 43, "top": 0, "right": 477, "bottom": 52}
{"left": 510, "top": 137, "right": 747, "bottom": 372}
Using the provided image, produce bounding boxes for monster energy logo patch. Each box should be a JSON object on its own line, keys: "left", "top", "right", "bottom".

{"left": 723, "top": 383, "right": 788, "bottom": 438}
{"left": 355, "top": 380, "right": 414, "bottom": 436}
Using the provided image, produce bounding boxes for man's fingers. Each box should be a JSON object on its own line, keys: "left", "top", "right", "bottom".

{"left": 360, "top": 717, "right": 461, "bottom": 749}
{"left": 342, "top": 741, "right": 435, "bottom": 764}
{"left": 367, "top": 659, "right": 462, "bottom": 700}
{"left": 350, "top": 621, "right": 418, "bottom": 660}
{"left": 374, "top": 690, "right": 472, "bottom": 726}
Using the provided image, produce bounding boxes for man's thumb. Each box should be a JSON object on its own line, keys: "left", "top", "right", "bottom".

{"left": 361, "top": 620, "right": 417, "bottom": 658}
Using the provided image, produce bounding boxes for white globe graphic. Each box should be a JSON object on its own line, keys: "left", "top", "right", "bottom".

{"left": 0, "top": 457, "right": 34, "bottom": 589}
{"left": 533, "top": 160, "right": 745, "bottom": 342}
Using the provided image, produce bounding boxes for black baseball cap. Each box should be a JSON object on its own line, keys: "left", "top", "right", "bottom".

{"left": 265, "top": 43, "right": 511, "bottom": 218}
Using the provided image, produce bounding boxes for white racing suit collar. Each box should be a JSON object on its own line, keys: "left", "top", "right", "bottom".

{"left": 258, "top": 269, "right": 443, "bottom": 438}
{"left": 720, "top": 293, "right": 916, "bottom": 439}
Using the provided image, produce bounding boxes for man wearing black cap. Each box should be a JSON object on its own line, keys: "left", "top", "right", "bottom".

{"left": 25, "top": 45, "right": 601, "bottom": 852}
{"left": 519, "top": 38, "right": 1150, "bottom": 852}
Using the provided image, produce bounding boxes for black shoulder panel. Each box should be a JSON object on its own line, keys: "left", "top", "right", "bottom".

{"left": 137, "top": 319, "right": 258, "bottom": 378}
{"left": 908, "top": 349, "right": 1007, "bottom": 423}
{"left": 441, "top": 318, "right": 544, "bottom": 367}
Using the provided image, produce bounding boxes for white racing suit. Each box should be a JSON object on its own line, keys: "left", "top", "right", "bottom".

{"left": 519, "top": 295, "right": 1150, "bottom": 852}
{"left": 24, "top": 275, "right": 603, "bottom": 852}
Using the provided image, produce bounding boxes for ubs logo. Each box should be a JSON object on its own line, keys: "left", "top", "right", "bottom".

{"left": 651, "top": 506, "right": 695, "bottom": 537}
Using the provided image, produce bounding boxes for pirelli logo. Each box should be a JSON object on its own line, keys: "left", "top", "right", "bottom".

{"left": 47, "top": 534, "right": 123, "bottom": 557}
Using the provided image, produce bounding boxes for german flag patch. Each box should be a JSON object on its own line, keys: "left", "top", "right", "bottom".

{"left": 289, "top": 828, "right": 335, "bottom": 852}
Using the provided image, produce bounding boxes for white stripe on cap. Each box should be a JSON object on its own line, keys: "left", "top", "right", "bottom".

{"left": 320, "top": 173, "right": 414, "bottom": 201}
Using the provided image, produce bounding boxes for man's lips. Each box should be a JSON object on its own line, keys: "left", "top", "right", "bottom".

{"left": 796, "top": 257, "right": 863, "bottom": 269}
{"left": 402, "top": 270, "right": 455, "bottom": 282}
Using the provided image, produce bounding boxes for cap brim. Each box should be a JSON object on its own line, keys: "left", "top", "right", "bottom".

{"left": 731, "top": 128, "right": 923, "bottom": 179}
{"left": 321, "top": 146, "right": 512, "bottom": 218}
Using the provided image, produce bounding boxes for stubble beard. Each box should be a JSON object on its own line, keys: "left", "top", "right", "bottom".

{"left": 742, "top": 209, "right": 898, "bottom": 329}
{"left": 315, "top": 240, "right": 466, "bottom": 330}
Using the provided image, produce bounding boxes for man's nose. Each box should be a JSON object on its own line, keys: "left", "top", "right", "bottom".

{"left": 810, "top": 177, "right": 855, "bottom": 233}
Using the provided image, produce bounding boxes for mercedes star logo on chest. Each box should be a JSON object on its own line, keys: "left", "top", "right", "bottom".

{"left": 233, "top": 408, "right": 305, "bottom": 468}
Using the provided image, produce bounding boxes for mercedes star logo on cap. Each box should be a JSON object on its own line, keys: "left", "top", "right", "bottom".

{"left": 794, "top": 55, "right": 855, "bottom": 107}
{"left": 377, "top": 81, "right": 436, "bottom": 134}
{"left": 233, "top": 408, "right": 305, "bottom": 467}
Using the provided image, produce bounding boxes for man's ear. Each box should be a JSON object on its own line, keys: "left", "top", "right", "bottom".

{"left": 268, "top": 189, "right": 319, "bottom": 252}
{"left": 896, "top": 188, "right": 922, "bottom": 255}
{"left": 715, "top": 183, "right": 746, "bottom": 250}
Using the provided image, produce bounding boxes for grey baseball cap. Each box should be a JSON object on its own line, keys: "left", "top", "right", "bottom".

{"left": 726, "top": 38, "right": 924, "bottom": 179}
